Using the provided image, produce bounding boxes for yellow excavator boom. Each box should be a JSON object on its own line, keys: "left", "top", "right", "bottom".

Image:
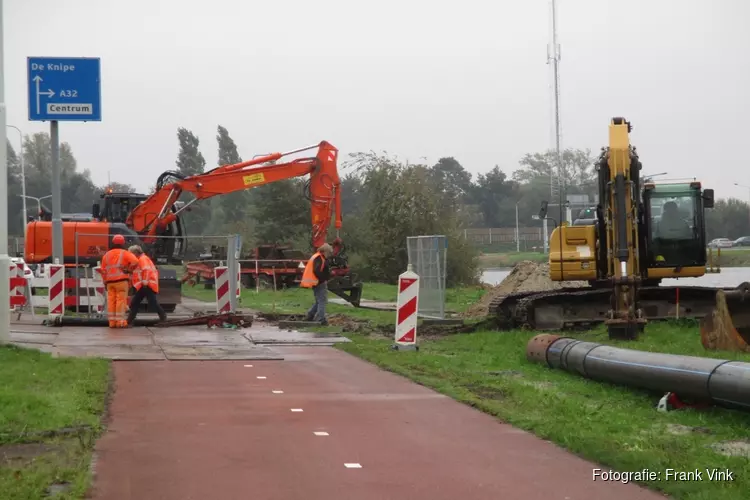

{"left": 602, "top": 118, "right": 646, "bottom": 339}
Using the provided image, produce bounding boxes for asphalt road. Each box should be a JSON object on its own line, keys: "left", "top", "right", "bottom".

{"left": 91, "top": 347, "right": 665, "bottom": 500}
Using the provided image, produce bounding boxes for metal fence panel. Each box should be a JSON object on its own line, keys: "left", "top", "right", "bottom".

{"left": 406, "top": 235, "right": 447, "bottom": 319}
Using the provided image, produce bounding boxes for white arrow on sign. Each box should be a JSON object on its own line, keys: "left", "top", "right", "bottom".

{"left": 32, "top": 75, "right": 56, "bottom": 114}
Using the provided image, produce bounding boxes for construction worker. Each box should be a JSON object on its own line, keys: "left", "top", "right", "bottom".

{"left": 126, "top": 245, "right": 167, "bottom": 325}
{"left": 301, "top": 243, "right": 333, "bottom": 326}
{"left": 97, "top": 235, "right": 139, "bottom": 328}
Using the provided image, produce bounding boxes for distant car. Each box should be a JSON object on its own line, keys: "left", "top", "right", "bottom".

{"left": 732, "top": 236, "right": 750, "bottom": 247}
{"left": 708, "top": 238, "right": 733, "bottom": 249}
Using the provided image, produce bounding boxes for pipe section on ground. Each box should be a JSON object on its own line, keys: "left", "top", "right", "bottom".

{"left": 526, "top": 334, "right": 750, "bottom": 411}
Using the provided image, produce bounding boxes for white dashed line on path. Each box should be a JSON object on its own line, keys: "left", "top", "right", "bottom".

{"left": 256, "top": 376, "right": 267, "bottom": 379}
{"left": 244, "top": 364, "right": 253, "bottom": 367}
{"left": 313, "top": 431, "right": 329, "bottom": 436}
{"left": 344, "top": 463, "right": 362, "bottom": 468}
{"left": 291, "top": 408, "right": 304, "bottom": 412}
{"left": 272, "top": 390, "right": 284, "bottom": 394}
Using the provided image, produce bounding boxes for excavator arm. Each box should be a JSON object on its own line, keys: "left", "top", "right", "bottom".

{"left": 123, "top": 139, "right": 362, "bottom": 307}
{"left": 603, "top": 117, "right": 647, "bottom": 339}
{"left": 126, "top": 141, "right": 342, "bottom": 249}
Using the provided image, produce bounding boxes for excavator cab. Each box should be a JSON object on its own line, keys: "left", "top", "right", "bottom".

{"left": 93, "top": 191, "right": 186, "bottom": 265}
{"left": 93, "top": 191, "right": 149, "bottom": 223}
{"left": 642, "top": 182, "right": 713, "bottom": 280}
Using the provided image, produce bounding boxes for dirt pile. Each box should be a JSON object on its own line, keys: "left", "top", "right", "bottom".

{"left": 327, "top": 314, "right": 372, "bottom": 333}
{"left": 463, "top": 260, "right": 588, "bottom": 317}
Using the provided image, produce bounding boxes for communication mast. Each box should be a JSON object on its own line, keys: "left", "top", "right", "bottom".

{"left": 545, "top": 0, "right": 563, "bottom": 252}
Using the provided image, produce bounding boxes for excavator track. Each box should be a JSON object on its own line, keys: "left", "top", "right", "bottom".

{"left": 488, "top": 285, "right": 746, "bottom": 331}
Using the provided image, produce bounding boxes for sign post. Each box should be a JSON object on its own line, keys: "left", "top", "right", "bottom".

{"left": 0, "top": 2, "right": 9, "bottom": 343}
{"left": 27, "top": 57, "right": 102, "bottom": 265}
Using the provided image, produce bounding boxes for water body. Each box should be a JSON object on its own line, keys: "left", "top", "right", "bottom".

{"left": 480, "top": 267, "right": 750, "bottom": 288}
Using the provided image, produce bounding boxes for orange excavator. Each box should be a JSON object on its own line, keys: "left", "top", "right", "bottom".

{"left": 24, "top": 141, "right": 362, "bottom": 312}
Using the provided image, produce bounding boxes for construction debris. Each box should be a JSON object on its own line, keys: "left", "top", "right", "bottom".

{"left": 155, "top": 312, "right": 254, "bottom": 329}
{"left": 463, "top": 260, "right": 587, "bottom": 317}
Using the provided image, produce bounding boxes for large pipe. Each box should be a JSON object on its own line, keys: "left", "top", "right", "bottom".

{"left": 526, "top": 334, "right": 750, "bottom": 411}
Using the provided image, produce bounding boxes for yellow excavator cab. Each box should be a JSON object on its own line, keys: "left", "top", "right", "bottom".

{"left": 642, "top": 182, "right": 714, "bottom": 279}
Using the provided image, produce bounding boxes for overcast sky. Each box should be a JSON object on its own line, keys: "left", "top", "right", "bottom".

{"left": 5, "top": 0, "right": 749, "bottom": 202}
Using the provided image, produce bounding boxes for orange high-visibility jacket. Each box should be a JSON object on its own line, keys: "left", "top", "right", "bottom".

{"left": 300, "top": 252, "right": 324, "bottom": 288}
{"left": 132, "top": 254, "right": 159, "bottom": 293}
{"left": 99, "top": 248, "right": 138, "bottom": 283}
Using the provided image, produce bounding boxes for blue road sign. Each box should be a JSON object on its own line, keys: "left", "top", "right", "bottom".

{"left": 27, "top": 57, "right": 101, "bottom": 122}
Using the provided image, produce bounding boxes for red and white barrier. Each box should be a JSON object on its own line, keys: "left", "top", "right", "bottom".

{"left": 9, "top": 263, "right": 26, "bottom": 310}
{"left": 8, "top": 263, "right": 36, "bottom": 319}
{"left": 28, "top": 266, "right": 106, "bottom": 312}
{"left": 394, "top": 265, "right": 419, "bottom": 350}
{"left": 93, "top": 265, "right": 106, "bottom": 314}
{"left": 214, "top": 266, "right": 231, "bottom": 313}
{"left": 48, "top": 264, "right": 65, "bottom": 319}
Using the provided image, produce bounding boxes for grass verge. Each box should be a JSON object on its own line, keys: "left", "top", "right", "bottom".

{"left": 710, "top": 248, "right": 750, "bottom": 267}
{"left": 184, "top": 282, "right": 750, "bottom": 499}
{"left": 182, "top": 281, "right": 486, "bottom": 326}
{"left": 0, "top": 346, "right": 110, "bottom": 499}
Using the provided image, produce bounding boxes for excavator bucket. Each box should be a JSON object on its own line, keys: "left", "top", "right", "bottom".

{"left": 700, "top": 282, "right": 750, "bottom": 352}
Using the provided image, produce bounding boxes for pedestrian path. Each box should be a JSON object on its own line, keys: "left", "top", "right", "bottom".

{"left": 90, "top": 346, "right": 665, "bottom": 500}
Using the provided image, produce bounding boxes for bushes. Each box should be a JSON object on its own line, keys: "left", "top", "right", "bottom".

{"left": 341, "top": 152, "right": 480, "bottom": 286}
{"left": 221, "top": 150, "right": 481, "bottom": 287}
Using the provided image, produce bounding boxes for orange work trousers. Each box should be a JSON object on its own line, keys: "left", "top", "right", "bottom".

{"left": 106, "top": 280, "right": 130, "bottom": 328}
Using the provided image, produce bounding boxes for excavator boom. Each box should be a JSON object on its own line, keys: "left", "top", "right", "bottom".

{"left": 603, "top": 118, "right": 646, "bottom": 339}
{"left": 128, "top": 141, "right": 342, "bottom": 249}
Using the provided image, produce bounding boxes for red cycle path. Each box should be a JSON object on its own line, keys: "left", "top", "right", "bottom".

{"left": 91, "top": 347, "right": 665, "bottom": 500}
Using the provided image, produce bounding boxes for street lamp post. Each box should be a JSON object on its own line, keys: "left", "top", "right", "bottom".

{"left": 642, "top": 172, "right": 668, "bottom": 180}
{"left": 7, "top": 125, "right": 25, "bottom": 229}
{"left": 640, "top": 172, "right": 668, "bottom": 190}
{"left": 20, "top": 195, "right": 52, "bottom": 217}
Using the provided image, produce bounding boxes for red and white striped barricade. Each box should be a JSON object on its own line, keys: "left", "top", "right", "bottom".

{"left": 9, "top": 262, "right": 28, "bottom": 312}
{"left": 9, "top": 262, "right": 24, "bottom": 309}
{"left": 214, "top": 266, "right": 231, "bottom": 313}
{"left": 47, "top": 264, "right": 66, "bottom": 320}
{"left": 9, "top": 262, "right": 35, "bottom": 319}
{"left": 31, "top": 271, "right": 106, "bottom": 314}
{"left": 92, "top": 265, "right": 106, "bottom": 315}
{"left": 393, "top": 265, "right": 419, "bottom": 351}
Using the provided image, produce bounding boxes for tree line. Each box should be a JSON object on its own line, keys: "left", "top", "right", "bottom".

{"left": 7, "top": 129, "right": 749, "bottom": 284}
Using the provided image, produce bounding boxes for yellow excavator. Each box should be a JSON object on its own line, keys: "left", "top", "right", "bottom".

{"left": 488, "top": 117, "right": 748, "bottom": 340}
